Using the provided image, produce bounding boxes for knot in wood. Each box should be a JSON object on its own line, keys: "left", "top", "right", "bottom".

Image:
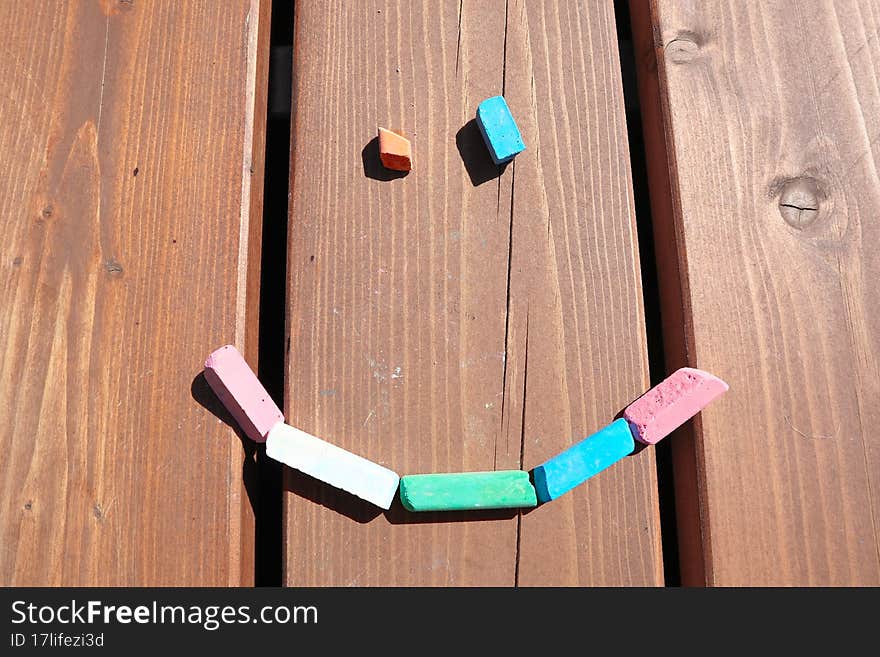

{"left": 778, "top": 178, "right": 820, "bottom": 229}
{"left": 665, "top": 36, "right": 700, "bottom": 63}
{"left": 104, "top": 259, "right": 124, "bottom": 276}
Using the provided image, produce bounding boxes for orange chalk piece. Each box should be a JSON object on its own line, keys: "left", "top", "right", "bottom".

{"left": 378, "top": 127, "right": 412, "bottom": 171}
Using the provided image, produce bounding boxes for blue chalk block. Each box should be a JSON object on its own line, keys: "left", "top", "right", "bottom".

{"left": 476, "top": 96, "right": 525, "bottom": 165}
{"left": 532, "top": 418, "right": 635, "bottom": 503}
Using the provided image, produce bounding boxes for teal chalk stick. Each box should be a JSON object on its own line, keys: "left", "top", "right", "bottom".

{"left": 399, "top": 470, "right": 537, "bottom": 512}
{"left": 476, "top": 96, "right": 525, "bottom": 165}
{"left": 532, "top": 418, "right": 635, "bottom": 503}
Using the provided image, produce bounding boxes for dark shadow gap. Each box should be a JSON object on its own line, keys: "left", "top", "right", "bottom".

{"left": 255, "top": 0, "right": 294, "bottom": 587}
{"left": 613, "top": 0, "right": 680, "bottom": 587}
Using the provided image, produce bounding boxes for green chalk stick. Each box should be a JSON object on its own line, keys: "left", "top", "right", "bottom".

{"left": 399, "top": 470, "right": 537, "bottom": 512}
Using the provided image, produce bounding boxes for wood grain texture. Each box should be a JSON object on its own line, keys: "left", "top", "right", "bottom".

{"left": 632, "top": 0, "right": 880, "bottom": 585}
{"left": 285, "top": 0, "right": 662, "bottom": 586}
{"left": 0, "top": 0, "right": 270, "bottom": 585}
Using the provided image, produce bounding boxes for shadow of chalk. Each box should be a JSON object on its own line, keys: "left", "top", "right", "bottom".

{"left": 284, "top": 468, "right": 383, "bottom": 524}
{"left": 385, "top": 494, "right": 521, "bottom": 524}
{"left": 191, "top": 371, "right": 260, "bottom": 516}
{"left": 361, "top": 136, "right": 409, "bottom": 181}
{"left": 456, "top": 119, "right": 507, "bottom": 186}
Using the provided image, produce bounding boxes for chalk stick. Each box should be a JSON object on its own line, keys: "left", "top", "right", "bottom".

{"left": 476, "top": 96, "right": 525, "bottom": 165}
{"left": 623, "top": 367, "right": 729, "bottom": 445}
{"left": 532, "top": 419, "right": 634, "bottom": 504}
{"left": 398, "top": 470, "right": 537, "bottom": 512}
{"left": 204, "top": 345, "right": 283, "bottom": 443}
{"left": 378, "top": 127, "right": 412, "bottom": 171}
{"left": 265, "top": 422, "right": 400, "bottom": 510}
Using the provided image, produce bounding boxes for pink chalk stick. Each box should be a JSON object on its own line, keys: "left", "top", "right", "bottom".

{"left": 623, "top": 367, "right": 728, "bottom": 445}
{"left": 203, "top": 345, "right": 283, "bottom": 443}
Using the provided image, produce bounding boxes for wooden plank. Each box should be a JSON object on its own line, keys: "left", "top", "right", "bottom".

{"left": 0, "top": 0, "right": 270, "bottom": 585}
{"left": 285, "top": 0, "right": 662, "bottom": 585}
{"left": 505, "top": 0, "right": 662, "bottom": 587}
{"left": 632, "top": 0, "right": 880, "bottom": 585}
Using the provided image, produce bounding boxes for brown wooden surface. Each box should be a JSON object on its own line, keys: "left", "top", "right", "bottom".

{"left": 633, "top": 0, "right": 880, "bottom": 585}
{"left": 0, "top": 0, "right": 270, "bottom": 585}
{"left": 285, "top": 0, "right": 662, "bottom": 585}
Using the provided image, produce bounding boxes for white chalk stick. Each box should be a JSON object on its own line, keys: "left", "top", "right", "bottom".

{"left": 265, "top": 423, "right": 400, "bottom": 510}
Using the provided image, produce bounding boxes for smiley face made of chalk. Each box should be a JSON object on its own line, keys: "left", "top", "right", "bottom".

{"left": 204, "top": 96, "right": 728, "bottom": 513}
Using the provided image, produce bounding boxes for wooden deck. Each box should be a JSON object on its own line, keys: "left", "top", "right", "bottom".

{"left": 0, "top": 0, "right": 876, "bottom": 586}
{"left": 632, "top": 0, "right": 880, "bottom": 586}
{"left": 0, "top": 0, "right": 269, "bottom": 585}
